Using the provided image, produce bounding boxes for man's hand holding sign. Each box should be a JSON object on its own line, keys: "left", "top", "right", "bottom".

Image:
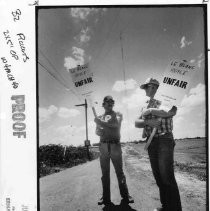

{"left": 135, "top": 60, "right": 197, "bottom": 150}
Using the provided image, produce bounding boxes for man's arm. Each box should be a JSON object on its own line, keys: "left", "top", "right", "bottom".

{"left": 135, "top": 118, "right": 161, "bottom": 128}
{"left": 94, "top": 113, "right": 122, "bottom": 128}
{"left": 94, "top": 118, "right": 119, "bottom": 128}
{"left": 142, "top": 106, "right": 177, "bottom": 118}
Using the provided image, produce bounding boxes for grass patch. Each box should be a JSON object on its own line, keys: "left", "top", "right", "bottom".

{"left": 174, "top": 161, "right": 206, "bottom": 181}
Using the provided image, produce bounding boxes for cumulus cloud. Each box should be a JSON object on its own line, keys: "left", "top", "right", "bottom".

{"left": 173, "top": 116, "right": 184, "bottom": 126}
{"left": 70, "top": 8, "right": 93, "bottom": 20}
{"left": 53, "top": 125, "right": 81, "bottom": 145}
{"left": 177, "top": 83, "right": 205, "bottom": 116}
{"left": 64, "top": 57, "right": 79, "bottom": 69}
{"left": 189, "top": 53, "right": 204, "bottom": 68}
{"left": 74, "top": 27, "right": 91, "bottom": 44}
{"left": 39, "top": 105, "right": 81, "bottom": 123}
{"left": 58, "top": 107, "right": 80, "bottom": 119}
{"left": 112, "top": 79, "right": 137, "bottom": 92}
{"left": 56, "top": 125, "right": 77, "bottom": 135}
{"left": 64, "top": 47, "right": 85, "bottom": 70}
{"left": 196, "top": 53, "right": 204, "bottom": 68}
{"left": 181, "top": 83, "right": 205, "bottom": 107}
{"left": 39, "top": 105, "right": 58, "bottom": 123}
{"left": 198, "top": 53, "right": 203, "bottom": 59}
{"left": 72, "top": 47, "right": 85, "bottom": 60}
{"left": 70, "top": 8, "right": 106, "bottom": 20}
{"left": 189, "top": 59, "right": 195, "bottom": 63}
{"left": 121, "top": 120, "right": 136, "bottom": 131}
{"left": 122, "top": 88, "right": 148, "bottom": 109}
{"left": 40, "top": 120, "right": 97, "bottom": 146}
{"left": 180, "top": 36, "right": 192, "bottom": 48}
{"left": 197, "top": 58, "right": 204, "bottom": 68}
{"left": 56, "top": 121, "right": 95, "bottom": 138}
{"left": 78, "top": 121, "right": 95, "bottom": 132}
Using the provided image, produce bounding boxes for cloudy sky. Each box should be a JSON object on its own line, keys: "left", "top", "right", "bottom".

{"left": 38, "top": 6, "right": 206, "bottom": 146}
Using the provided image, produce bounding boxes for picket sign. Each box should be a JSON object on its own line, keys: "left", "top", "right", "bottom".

{"left": 144, "top": 59, "right": 197, "bottom": 150}
{"left": 69, "top": 62, "right": 97, "bottom": 112}
{"left": 69, "top": 63, "right": 96, "bottom": 149}
{"left": 69, "top": 62, "right": 98, "bottom": 115}
{"left": 69, "top": 63, "right": 94, "bottom": 97}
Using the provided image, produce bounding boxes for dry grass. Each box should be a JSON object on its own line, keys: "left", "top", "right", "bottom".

{"left": 130, "top": 138, "right": 207, "bottom": 181}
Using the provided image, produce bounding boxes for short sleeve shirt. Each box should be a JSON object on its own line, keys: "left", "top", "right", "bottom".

{"left": 97, "top": 111, "right": 121, "bottom": 141}
{"left": 142, "top": 98, "right": 173, "bottom": 138}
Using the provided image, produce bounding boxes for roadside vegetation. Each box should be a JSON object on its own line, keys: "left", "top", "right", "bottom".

{"left": 39, "top": 137, "right": 206, "bottom": 179}
{"left": 129, "top": 137, "right": 206, "bottom": 181}
{"left": 39, "top": 144, "right": 99, "bottom": 177}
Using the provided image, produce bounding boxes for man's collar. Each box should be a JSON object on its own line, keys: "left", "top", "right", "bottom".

{"left": 104, "top": 110, "right": 114, "bottom": 115}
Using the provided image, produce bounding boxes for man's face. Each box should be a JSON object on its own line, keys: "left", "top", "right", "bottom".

{"left": 144, "top": 83, "right": 158, "bottom": 98}
{"left": 103, "top": 100, "right": 114, "bottom": 112}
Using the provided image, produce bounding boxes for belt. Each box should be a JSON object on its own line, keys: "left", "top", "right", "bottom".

{"left": 153, "top": 132, "right": 172, "bottom": 138}
{"left": 100, "top": 140, "right": 120, "bottom": 144}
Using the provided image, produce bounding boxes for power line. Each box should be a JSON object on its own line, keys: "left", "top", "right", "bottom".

{"left": 101, "top": 8, "right": 136, "bottom": 65}
{"left": 38, "top": 48, "right": 81, "bottom": 100}
{"left": 38, "top": 61, "right": 80, "bottom": 100}
{"left": 93, "top": 8, "right": 122, "bottom": 63}
{"left": 38, "top": 61, "right": 70, "bottom": 90}
{"left": 93, "top": 8, "right": 134, "bottom": 72}
{"left": 39, "top": 49, "right": 69, "bottom": 85}
{"left": 120, "top": 32, "right": 126, "bottom": 88}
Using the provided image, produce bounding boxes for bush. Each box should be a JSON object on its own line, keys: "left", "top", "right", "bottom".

{"left": 39, "top": 144, "right": 99, "bottom": 177}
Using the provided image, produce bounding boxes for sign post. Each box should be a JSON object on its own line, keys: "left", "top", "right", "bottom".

{"left": 75, "top": 99, "right": 90, "bottom": 160}
{"left": 69, "top": 63, "right": 95, "bottom": 160}
{"left": 69, "top": 63, "right": 94, "bottom": 160}
{"left": 144, "top": 59, "right": 197, "bottom": 150}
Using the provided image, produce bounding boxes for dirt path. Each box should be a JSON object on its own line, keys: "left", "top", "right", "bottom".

{"left": 40, "top": 145, "right": 206, "bottom": 211}
{"left": 123, "top": 145, "right": 206, "bottom": 211}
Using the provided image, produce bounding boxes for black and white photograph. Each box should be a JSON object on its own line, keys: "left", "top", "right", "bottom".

{"left": 0, "top": 1, "right": 208, "bottom": 211}
{"left": 37, "top": 5, "right": 207, "bottom": 211}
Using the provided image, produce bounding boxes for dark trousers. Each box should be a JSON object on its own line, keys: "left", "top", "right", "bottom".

{"left": 99, "top": 142, "right": 129, "bottom": 201}
{"left": 148, "top": 133, "right": 182, "bottom": 211}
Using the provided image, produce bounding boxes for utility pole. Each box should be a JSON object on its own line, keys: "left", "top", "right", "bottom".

{"left": 120, "top": 31, "right": 130, "bottom": 142}
{"left": 75, "top": 99, "right": 91, "bottom": 160}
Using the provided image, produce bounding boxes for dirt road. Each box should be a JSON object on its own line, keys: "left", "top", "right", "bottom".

{"left": 40, "top": 145, "right": 206, "bottom": 211}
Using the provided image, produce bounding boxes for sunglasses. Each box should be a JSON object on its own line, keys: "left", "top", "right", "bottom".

{"left": 104, "top": 100, "right": 114, "bottom": 104}
{"left": 145, "top": 84, "right": 158, "bottom": 89}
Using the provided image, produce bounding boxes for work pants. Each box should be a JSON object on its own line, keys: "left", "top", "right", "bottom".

{"left": 99, "top": 142, "right": 129, "bottom": 201}
{"left": 148, "top": 133, "right": 182, "bottom": 211}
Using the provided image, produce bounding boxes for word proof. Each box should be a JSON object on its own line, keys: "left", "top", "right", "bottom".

{"left": 11, "top": 95, "right": 26, "bottom": 138}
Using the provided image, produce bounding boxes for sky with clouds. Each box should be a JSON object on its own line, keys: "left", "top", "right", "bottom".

{"left": 38, "top": 6, "right": 206, "bottom": 146}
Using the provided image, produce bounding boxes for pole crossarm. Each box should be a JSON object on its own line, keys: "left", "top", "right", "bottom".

{"left": 75, "top": 103, "right": 87, "bottom": 107}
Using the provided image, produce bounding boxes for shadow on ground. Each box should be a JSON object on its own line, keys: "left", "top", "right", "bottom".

{"left": 102, "top": 201, "right": 137, "bottom": 211}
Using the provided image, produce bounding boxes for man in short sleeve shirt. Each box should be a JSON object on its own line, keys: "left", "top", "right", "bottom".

{"left": 94, "top": 96, "right": 134, "bottom": 206}
{"left": 135, "top": 78, "right": 182, "bottom": 211}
